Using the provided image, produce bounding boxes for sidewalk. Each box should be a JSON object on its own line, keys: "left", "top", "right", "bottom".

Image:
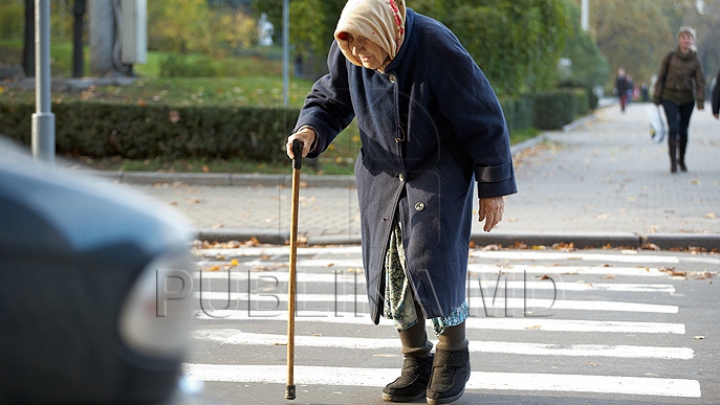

{"left": 100, "top": 101, "right": 720, "bottom": 250}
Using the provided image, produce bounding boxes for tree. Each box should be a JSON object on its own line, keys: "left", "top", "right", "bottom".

{"left": 558, "top": 0, "right": 610, "bottom": 88}
{"left": 414, "top": 0, "right": 571, "bottom": 95}
{"left": 591, "top": 0, "right": 673, "bottom": 90}
{"left": 147, "top": 0, "right": 256, "bottom": 55}
{"left": 679, "top": 0, "right": 720, "bottom": 91}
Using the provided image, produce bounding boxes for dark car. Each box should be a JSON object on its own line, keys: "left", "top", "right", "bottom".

{"left": 0, "top": 138, "right": 197, "bottom": 404}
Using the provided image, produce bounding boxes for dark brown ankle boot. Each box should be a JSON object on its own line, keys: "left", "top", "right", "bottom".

{"left": 382, "top": 355, "right": 434, "bottom": 402}
{"left": 383, "top": 309, "right": 434, "bottom": 402}
{"left": 678, "top": 138, "right": 688, "bottom": 172}
{"left": 426, "top": 323, "right": 470, "bottom": 405}
{"left": 426, "top": 348, "right": 470, "bottom": 405}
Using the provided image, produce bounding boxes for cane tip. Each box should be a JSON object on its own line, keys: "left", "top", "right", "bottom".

{"left": 285, "top": 384, "right": 296, "bottom": 400}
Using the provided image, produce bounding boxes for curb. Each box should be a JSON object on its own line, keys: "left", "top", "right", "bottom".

{"left": 95, "top": 171, "right": 357, "bottom": 188}
{"left": 195, "top": 228, "right": 720, "bottom": 250}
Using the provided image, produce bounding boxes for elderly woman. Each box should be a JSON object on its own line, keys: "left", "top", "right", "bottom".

{"left": 653, "top": 26, "right": 705, "bottom": 173}
{"left": 286, "top": 1, "right": 516, "bottom": 403}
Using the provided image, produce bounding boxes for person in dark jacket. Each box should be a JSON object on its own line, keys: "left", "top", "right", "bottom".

{"left": 285, "top": 0, "right": 517, "bottom": 403}
{"left": 652, "top": 26, "right": 705, "bottom": 173}
{"left": 712, "top": 67, "right": 720, "bottom": 119}
{"left": 615, "top": 68, "right": 630, "bottom": 112}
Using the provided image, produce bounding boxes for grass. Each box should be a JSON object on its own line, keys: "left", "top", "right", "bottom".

{"left": 1, "top": 41, "right": 542, "bottom": 176}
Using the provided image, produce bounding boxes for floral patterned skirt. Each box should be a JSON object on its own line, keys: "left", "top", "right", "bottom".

{"left": 382, "top": 216, "right": 468, "bottom": 337}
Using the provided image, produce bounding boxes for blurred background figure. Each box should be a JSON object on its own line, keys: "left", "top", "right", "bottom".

{"left": 615, "top": 67, "right": 630, "bottom": 112}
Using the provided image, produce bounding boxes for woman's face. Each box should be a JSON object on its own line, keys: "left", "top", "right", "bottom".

{"left": 678, "top": 32, "right": 694, "bottom": 51}
{"left": 347, "top": 33, "right": 389, "bottom": 70}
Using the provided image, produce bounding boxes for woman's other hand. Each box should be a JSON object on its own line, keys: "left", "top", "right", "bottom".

{"left": 478, "top": 197, "right": 504, "bottom": 232}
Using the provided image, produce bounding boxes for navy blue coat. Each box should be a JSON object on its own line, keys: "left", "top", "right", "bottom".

{"left": 294, "top": 9, "right": 517, "bottom": 323}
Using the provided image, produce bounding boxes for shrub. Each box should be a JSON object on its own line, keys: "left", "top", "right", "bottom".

{"left": 0, "top": 101, "right": 299, "bottom": 163}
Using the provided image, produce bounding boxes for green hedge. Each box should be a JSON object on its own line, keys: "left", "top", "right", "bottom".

{"left": 0, "top": 102, "right": 299, "bottom": 163}
{"left": 499, "top": 96, "right": 535, "bottom": 133}
{"left": 1, "top": 89, "right": 593, "bottom": 161}
{"left": 530, "top": 89, "right": 577, "bottom": 130}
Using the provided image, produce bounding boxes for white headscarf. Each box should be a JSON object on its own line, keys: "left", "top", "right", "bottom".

{"left": 334, "top": 0, "right": 407, "bottom": 67}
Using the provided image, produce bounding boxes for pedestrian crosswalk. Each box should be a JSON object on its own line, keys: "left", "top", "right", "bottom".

{"left": 184, "top": 246, "right": 710, "bottom": 401}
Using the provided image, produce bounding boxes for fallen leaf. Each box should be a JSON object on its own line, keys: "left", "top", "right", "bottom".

{"left": 586, "top": 361, "right": 598, "bottom": 366}
{"left": 230, "top": 258, "right": 239, "bottom": 267}
{"left": 690, "top": 179, "right": 701, "bottom": 185}
{"left": 705, "top": 213, "right": 717, "bottom": 219}
{"left": 211, "top": 224, "right": 224, "bottom": 229}
{"left": 603, "top": 275, "right": 616, "bottom": 279}
{"left": 661, "top": 267, "right": 687, "bottom": 277}
{"left": 202, "top": 165, "right": 210, "bottom": 173}
{"left": 525, "top": 325, "right": 542, "bottom": 330}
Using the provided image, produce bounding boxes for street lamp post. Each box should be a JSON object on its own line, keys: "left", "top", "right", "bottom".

{"left": 282, "top": 0, "right": 289, "bottom": 107}
{"left": 32, "top": 0, "right": 55, "bottom": 163}
{"left": 581, "top": 0, "right": 589, "bottom": 32}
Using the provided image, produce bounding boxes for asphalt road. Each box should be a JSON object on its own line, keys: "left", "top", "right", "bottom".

{"left": 177, "top": 244, "right": 720, "bottom": 405}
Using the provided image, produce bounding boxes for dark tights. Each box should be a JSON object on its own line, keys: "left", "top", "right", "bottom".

{"left": 662, "top": 99, "right": 694, "bottom": 145}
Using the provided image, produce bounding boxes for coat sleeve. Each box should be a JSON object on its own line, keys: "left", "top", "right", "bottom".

{"left": 424, "top": 28, "right": 517, "bottom": 199}
{"left": 694, "top": 58, "right": 706, "bottom": 109}
{"left": 652, "top": 52, "right": 673, "bottom": 105}
{"left": 293, "top": 41, "right": 355, "bottom": 159}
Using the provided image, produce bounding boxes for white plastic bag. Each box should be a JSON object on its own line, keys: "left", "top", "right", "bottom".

{"left": 648, "top": 104, "right": 666, "bottom": 144}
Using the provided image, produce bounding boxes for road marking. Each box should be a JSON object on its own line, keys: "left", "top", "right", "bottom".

{"left": 193, "top": 292, "right": 678, "bottom": 314}
{"left": 191, "top": 329, "right": 694, "bottom": 360}
{"left": 193, "top": 310, "right": 685, "bottom": 334}
{"left": 182, "top": 364, "right": 701, "bottom": 398}
{"left": 469, "top": 250, "right": 681, "bottom": 264}
{"left": 282, "top": 260, "right": 674, "bottom": 277}
{"left": 194, "top": 271, "right": 676, "bottom": 293}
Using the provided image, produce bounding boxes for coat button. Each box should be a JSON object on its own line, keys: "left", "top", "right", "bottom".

{"left": 414, "top": 202, "right": 425, "bottom": 211}
{"left": 389, "top": 74, "right": 396, "bottom": 83}
{"left": 399, "top": 173, "right": 405, "bottom": 182}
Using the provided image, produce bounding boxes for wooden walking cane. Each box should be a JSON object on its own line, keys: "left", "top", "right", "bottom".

{"left": 285, "top": 139, "right": 303, "bottom": 400}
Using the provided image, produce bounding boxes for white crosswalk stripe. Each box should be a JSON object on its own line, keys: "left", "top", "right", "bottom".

{"left": 186, "top": 247, "right": 705, "bottom": 400}
{"left": 183, "top": 364, "right": 701, "bottom": 398}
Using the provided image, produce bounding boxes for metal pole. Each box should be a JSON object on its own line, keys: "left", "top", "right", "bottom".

{"left": 282, "top": 0, "right": 289, "bottom": 107}
{"left": 32, "top": 0, "right": 55, "bottom": 163}
{"left": 581, "top": 0, "right": 589, "bottom": 32}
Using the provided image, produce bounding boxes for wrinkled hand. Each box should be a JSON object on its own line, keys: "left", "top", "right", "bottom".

{"left": 286, "top": 127, "right": 316, "bottom": 159}
{"left": 478, "top": 197, "right": 504, "bottom": 232}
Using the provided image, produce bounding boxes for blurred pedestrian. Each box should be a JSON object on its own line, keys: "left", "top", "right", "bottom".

{"left": 712, "top": 67, "right": 720, "bottom": 119}
{"left": 652, "top": 26, "right": 705, "bottom": 173}
{"left": 285, "top": 0, "right": 517, "bottom": 403}
{"left": 615, "top": 67, "right": 630, "bottom": 112}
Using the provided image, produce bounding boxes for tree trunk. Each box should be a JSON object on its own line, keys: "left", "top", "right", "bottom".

{"left": 72, "top": 0, "right": 87, "bottom": 78}
{"left": 22, "top": 0, "right": 35, "bottom": 77}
